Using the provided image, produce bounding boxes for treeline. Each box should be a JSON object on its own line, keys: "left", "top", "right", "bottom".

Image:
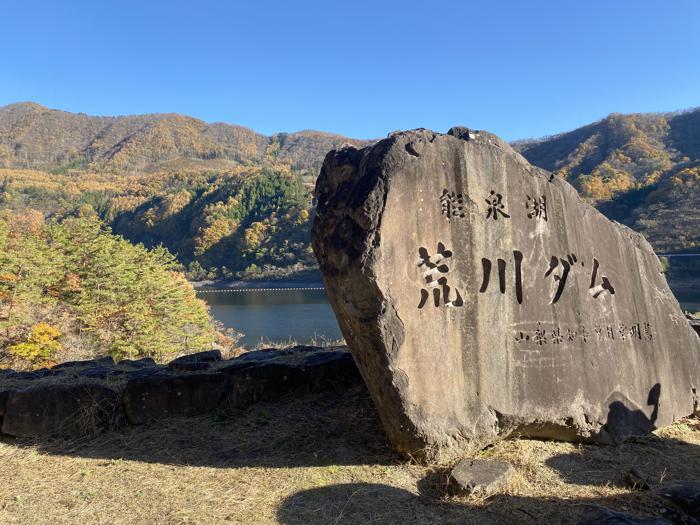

{"left": 2, "top": 108, "right": 699, "bottom": 284}
{"left": 0, "top": 165, "right": 318, "bottom": 281}
{"left": 518, "top": 114, "right": 676, "bottom": 202}
{"left": 518, "top": 112, "right": 700, "bottom": 253}
{"left": 0, "top": 212, "right": 222, "bottom": 370}
{"left": 112, "top": 168, "right": 315, "bottom": 280}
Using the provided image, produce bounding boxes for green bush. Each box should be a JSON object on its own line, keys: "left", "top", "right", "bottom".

{"left": 0, "top": 213, "right": 217, "bottom": 368}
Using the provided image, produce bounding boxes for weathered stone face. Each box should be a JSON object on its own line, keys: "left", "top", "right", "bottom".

{"left": 312, "top": 128, "right": 700, "bottom": 460}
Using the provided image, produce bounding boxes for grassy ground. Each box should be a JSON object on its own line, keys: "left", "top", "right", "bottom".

{"left": 0, "top": 385, "right": 698, "bottom": 525}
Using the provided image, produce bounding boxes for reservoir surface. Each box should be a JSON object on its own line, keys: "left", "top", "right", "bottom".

{"left": 199, "top": 283, "right": 700, "bottom": 348}
{"left": 199, "top": 288, "right": 342, "bottom": 347}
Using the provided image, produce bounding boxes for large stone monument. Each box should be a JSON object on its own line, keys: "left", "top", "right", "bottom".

{"left": 312, "top": 128, "right": 700, "bottom": 461}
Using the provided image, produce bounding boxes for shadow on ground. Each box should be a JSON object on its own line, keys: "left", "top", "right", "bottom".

{"left": 274, "top": 383, "right": 700, "bottom": 524}
{"left": 3, "top": 384, "right": 396, "bottom": 469}
{"left": 545, "top": 384, "right": 700, "bottom": 490}
{"left": 2, "top": 383, "right": 699, "bottom": 523}
{"left": 275, "top": 481, "right": 697, "bottom": 525}
{"left": 276, "top": 404, "right": 700, "bottom": 525}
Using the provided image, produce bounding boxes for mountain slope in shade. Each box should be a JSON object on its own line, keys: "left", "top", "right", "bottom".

{"left": 516, "top": 109, "right": 700, "bottom": 252}
{"left": 0, "top": 102, "right": 370, "bottom": 174}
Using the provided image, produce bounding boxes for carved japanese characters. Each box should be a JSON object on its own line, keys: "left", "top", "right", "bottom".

{"left": 312, "top": 127, "right": 700, "bottom": 461}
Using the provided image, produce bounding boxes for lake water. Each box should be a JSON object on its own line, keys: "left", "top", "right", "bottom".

{"left": 199, "top": 288, "right": 342, "bottom": 347}
{"left": 199, "top": 285, "right": 700, "bottom": 348}
{"left": 674, "top": 291, "right": 700, "bottom": 313}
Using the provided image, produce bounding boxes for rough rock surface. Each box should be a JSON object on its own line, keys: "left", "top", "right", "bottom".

{"left": 123, "top": 373, "right": 230, "bottom": 424}
{"left": 312, "top": 127, "right": 700, "bottom": 460}
{"left": 688, "top": 314, "right": 700, "bottom": 339}
{"left": 168, "top": 349, "right": 222, "bottom": 371}
{"left": 450, "top": 458, "right": 514, "bottom": 496}
{"left": 2, "top": 384, "right": 123, "bottom": 437}
{"left": 0, "top": 346, "right": 361, "bottom": 437}
{"left": 577, "top": 506, "right": 671, "bottom": 525}
{"left": 657, "top": 481, "right": 700, "bottom": 520}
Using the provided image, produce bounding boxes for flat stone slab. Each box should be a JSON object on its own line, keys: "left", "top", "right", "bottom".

{"left": 657, "top": 481, "right": 700, "bottom": 520}
{"left": 450, "top": 458, "right": 514, "bottom": 496}
{"left": 577, "top": 506, "right": 671, "bottom": 525}
{"left": 0, "top": 346, "right": 361, "bottom": 437}
{"left": 2, "top": 383, "right": 124, "bottom": 437}
{"left": 312, "top": 127, "right": 700, "bottom": 460}
{"left": 688, "top": 314, "right": 700, "bottom": 339}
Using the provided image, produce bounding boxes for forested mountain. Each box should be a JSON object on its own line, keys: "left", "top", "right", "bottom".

{"left": 0, "top": 102, "right": 370, "bottom": 177}
{"left": 516, "top": 109, "right": 700, "bottom": 253}
{"left": 0, "top": 102, "right": 698, "bottom": 283}
{"left": 0, "top": 165, "right": 320, "bottom": 281}
{"left": 0, "top": 102, "right": 372, "bottom": 280}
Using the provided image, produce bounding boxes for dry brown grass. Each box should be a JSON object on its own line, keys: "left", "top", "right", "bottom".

{"left": 250, "top": 337, "right": 346, "bottom": 351}
{"left": 0, "top": 385, "right": 698, "bottom": 524}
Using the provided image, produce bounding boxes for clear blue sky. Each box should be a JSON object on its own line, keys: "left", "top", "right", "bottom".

{"left": 2, "top": 0, "right": 698, "bottom": 140}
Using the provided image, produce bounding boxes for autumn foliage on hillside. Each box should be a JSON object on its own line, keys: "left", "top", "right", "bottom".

{"left": 0, "top": 102, "right": 359, "bottom": 280}
{"left": 0, "top": 164, "right": 316, "bottom": 280}
{"left": 518, "top": 110, "right": 700, "bottom": 252}
{"left": 0, "top": 212, "right": 218, "bottom": 369}
{"left": 0, "top": 102, "right": 369, "bottom": 176}
{"left": 1, "top": 102, "right": 699, "bottom": 272}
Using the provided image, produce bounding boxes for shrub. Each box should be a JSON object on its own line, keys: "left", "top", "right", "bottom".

{"left": 0, "top": 212, "right": 219, "bottom": 368}
{"left": 7, "top": 323, "right": 62, "bottom": 365}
